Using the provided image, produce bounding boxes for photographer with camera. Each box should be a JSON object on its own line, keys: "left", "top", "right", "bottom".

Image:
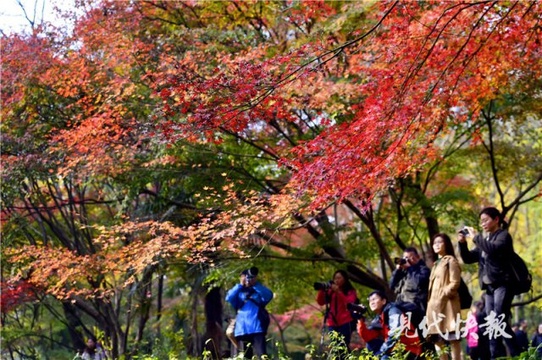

{"left": 357, "top": 290, "right": 422, "bottom": 359}
{"left": 389, "top": 247, "right": 430, "bottom": 329}
{"left": 225, "top": 267, "right": 273, "bottom": 359}
{"left": 458, "top": 207, "right": 520, "bottom": 359}
{"left": 315, "top": 269, "right": 358, "bottom": 352}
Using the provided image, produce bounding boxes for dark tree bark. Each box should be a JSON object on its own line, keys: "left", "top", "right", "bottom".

{"left": 202, "top": 286, "right": 224, "bottom": 359}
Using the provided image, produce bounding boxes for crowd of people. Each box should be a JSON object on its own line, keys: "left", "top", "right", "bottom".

{"left": 69, "top": 206, "right": 537, "bottom": 360}
{"left": 224, "top": 206, "right": 540, "bottom": 360}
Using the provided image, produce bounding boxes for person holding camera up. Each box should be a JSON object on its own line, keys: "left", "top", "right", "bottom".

{"left": 389, "top": 247, "right": 430, "bottom": 329}
{"left": 225, "top": 267, "right": 273, "bottom": 359}
{"left": 458, "top": 207, "right": 520, "bottom": 359}
{"left": 357, "top": 290, "right": 422, "bottom": 359}
{"left": 315, "top": 269, "right": 358, "bottom": 352}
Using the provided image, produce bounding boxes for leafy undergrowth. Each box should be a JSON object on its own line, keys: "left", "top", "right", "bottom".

{"left": 129, "top": 331, "right": 542, "bottom": 360}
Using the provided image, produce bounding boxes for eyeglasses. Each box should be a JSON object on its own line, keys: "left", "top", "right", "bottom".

{"left": 480, "top": 214, "right": 495, "bottom": 223}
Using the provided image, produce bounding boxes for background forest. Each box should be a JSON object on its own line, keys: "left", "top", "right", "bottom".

{"left": 1, "top": 1, "right": 541, "bottom": 359}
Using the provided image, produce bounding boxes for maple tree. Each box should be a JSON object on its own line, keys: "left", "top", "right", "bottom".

{"left": 1, "top": 0, "right": 541, "bottom": 358}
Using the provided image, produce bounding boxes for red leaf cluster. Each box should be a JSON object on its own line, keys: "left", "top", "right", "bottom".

{"left": 0, "top": 280, "right": 37, "bottom": 313}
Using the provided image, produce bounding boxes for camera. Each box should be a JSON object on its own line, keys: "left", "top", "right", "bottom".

{"left": 347, "top": 302, "right": 368, "bottom": 319}
{"left": 394, "top": 257, "right": 407, "bottom": 266}
{"left": 459, "top": 227, "right": 469, "bottom": 236}
{"left": 313, "top": 280, "right": 333, "bottom": 291}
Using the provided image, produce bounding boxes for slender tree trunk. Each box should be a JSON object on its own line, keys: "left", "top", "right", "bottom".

{"left": 156, "top": 274, "right": 164, "bottom": 338}
{"left": 188, "top": 278, "right": 202, "bottom": 357}
{"left": 203, "top": 286, "right": 224, "bottom": 359}
{"left": 136, "top": 272, "right": 153, "bottom": 343}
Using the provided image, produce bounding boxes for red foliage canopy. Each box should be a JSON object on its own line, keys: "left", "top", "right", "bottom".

{"left": 154, "top": 1, "right": 541, "bottom": 208}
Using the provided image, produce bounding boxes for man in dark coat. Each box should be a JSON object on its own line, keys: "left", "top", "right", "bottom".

{"left": 458, "top": 207, "right": 520, "bottom": 359}
{"left": 389, "top": 247, "right": 430, "bottom": 328}
{"left": 514, "top": 319, "right": 529, "bottom": 353}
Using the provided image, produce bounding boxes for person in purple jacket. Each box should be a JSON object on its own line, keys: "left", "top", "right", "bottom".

{"left": 226, "top": 267, "right": 273, "bottom": 359}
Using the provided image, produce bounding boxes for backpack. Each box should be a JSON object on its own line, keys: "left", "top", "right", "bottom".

{"left": 249, "top": 298, "right": 270, "bottom": 334}
{"left": 257, "top": 306, "right": 270, "bottom": 334}
{"left": 393, "top": 302, "right": 419, "bottom": 326}
{"left": 509, "top": 252, "right": 532, "bottom": 295}
{"left": 458, "top": 278, "right": 472, "bottom": 310}
{"left": 447, "top": 262, "right": 472, "bottom": 309}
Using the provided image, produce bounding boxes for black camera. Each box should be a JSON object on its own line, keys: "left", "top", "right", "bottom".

{"left": 347, "top": 302, "right": 368, "bottom": 319}
{"left": 394, "top": 257, "right": 407, "bottom": 266}
{"left": 313, "top": 280, "right": 333, "bottom": 291}
{"left": 459, "top": 227, "right": 469, "bottom": 236}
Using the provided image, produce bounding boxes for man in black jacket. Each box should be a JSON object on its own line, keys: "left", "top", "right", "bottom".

{"left": 458, "top": 207, "right": 520, "bottom": 359}
{"left": 389, "top": 247, "right": 430, "bottom": 329}
{"left": 514, "top": 319, "right": 529, "bottom": 353}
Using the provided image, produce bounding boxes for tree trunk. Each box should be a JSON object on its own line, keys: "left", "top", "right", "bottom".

{"left": 203, "top": 286, "right": 224, "bottom": 359}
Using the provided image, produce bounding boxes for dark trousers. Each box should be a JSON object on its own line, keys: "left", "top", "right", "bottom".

{"left": 327, "top": 322, "right": 353, "bottom": 360}
{"left": 236, "top": 333, "right": 266, "bottom": 359}
{"left": 328, "top": 322, "right": 353, "bottom": 348}
{"left": 484, "top": 285, "right": 519, "bottom": 359}
{"left": 468, "top": 345, "right": 491, "bottom": 360}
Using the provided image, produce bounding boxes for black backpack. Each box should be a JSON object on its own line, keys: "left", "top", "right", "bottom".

{"left": 447, "top": 262, "right": 472, "bottom": 309}
{"left": 257, "top": 306, "right": 270, "bottom": 334}
{"left": 249, "top": 298, "right": 270, "bottom": 334}
{"left": 458, "top": 278, "right": 472, "bottom": 310}
{"left": 509, "top": 252, "right": 532, "bottom": 295}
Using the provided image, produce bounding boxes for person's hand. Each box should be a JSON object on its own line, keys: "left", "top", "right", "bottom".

{"left": 458, "top": 226, "right": 474, "bottom": 243}
{"left": 243, "top": 276, "right": 256, "bottom": 287}
{"left": 331, "top": 283, "right": 339, "bottom": 292}
{"left": 464, "top": 226, "right": 475, "bottom": 237}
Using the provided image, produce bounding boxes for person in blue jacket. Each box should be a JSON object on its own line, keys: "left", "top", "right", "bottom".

{"left": 225, "top": 266, "right": 273, "bottom": 359}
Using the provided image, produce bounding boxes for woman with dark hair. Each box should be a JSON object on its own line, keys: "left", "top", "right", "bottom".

{"left": 81, "top": 337, "right": 107, "bottom": 360}
{"left": 458, "top": 207, "right": 519, "bottom": 358}
{"left": 426, "top": 233, "right": 462, "bottom": 360}
{"left": 316, "top": 269, "right": 358, "bottom": 351}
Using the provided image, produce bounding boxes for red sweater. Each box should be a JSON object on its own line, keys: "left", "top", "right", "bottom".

{"left": 316, "top": 288, "right": 358, "bottom": 327}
